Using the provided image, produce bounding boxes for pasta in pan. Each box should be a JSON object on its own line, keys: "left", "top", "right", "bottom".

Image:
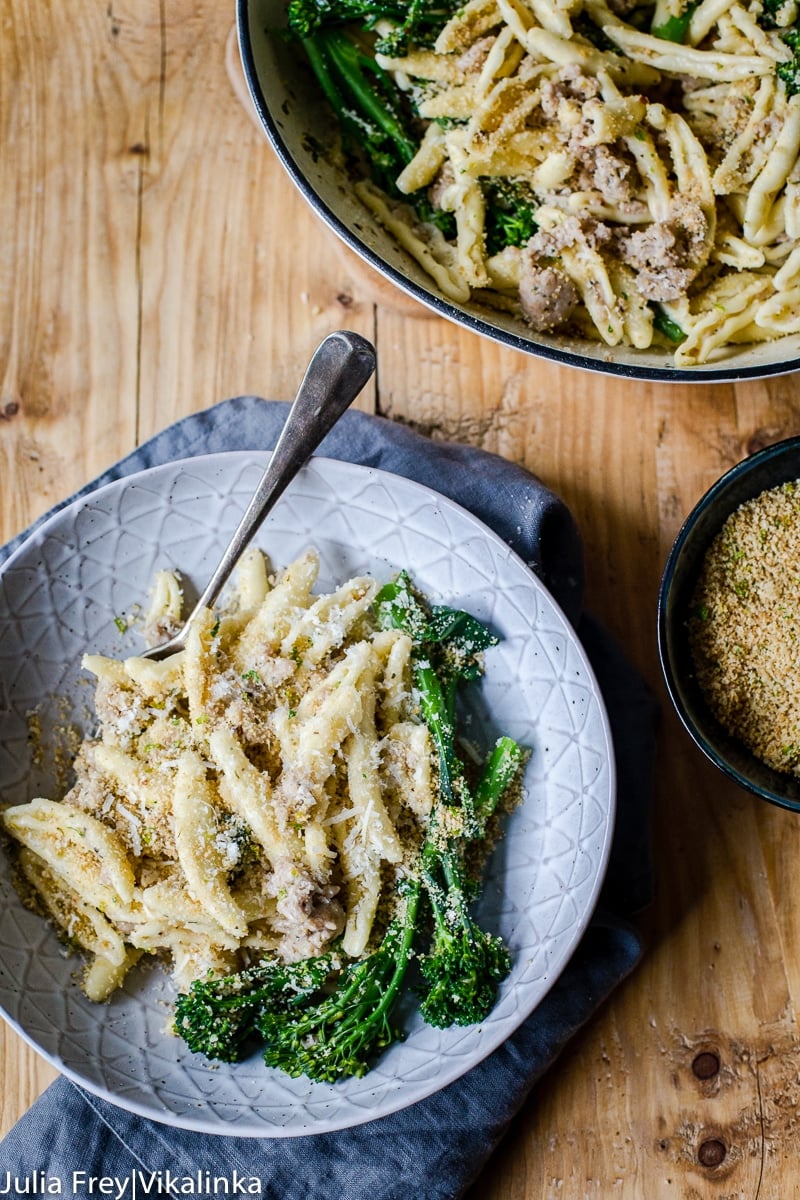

{"left": 290, "top": 0, "right": 800, "bottom": 364}
{"left": 2, "top": 548, "right": 436, "bottom": 1001}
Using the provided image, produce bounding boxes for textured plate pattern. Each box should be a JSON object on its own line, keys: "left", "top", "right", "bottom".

{"left": 0, "top": 454, "right": 615, "bottom": 1136}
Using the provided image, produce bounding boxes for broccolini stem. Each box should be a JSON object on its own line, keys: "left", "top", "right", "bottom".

{"left": 333, "top": 877, "right": 421, "bottom": 1024}
{"left": 301, "top": 34, "right": 348, "bottom": 117}
{"left": 425, "top": 842, "right": 463, "bottom": 910}
{"left": 415, "top": 659, "right": 459, "bottom": 804}
{"left": 474, "top": 736, "right": 524, "bottom": 829}
{"left": 318, "top": 30, "right": 417, "bottom": 165}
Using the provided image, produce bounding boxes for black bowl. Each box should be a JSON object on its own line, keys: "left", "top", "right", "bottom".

{"left": 658, "top": 435, "right": 800, "bottom": 812}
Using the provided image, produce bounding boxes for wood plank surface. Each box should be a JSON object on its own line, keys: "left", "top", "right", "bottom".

{"left": 4, "top": 3, "right": 800, "bottom": 1195}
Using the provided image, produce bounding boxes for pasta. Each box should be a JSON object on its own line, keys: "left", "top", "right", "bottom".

{"left": 2, "top": 547, "right": 438, "bottom": 1000}
{"left": 301, "top": 0, "right": 800, "bottom": 364}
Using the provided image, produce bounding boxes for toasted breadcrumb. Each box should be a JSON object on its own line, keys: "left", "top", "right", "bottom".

{"left": 689, "top": 480, "right": 800, "bottom": 774}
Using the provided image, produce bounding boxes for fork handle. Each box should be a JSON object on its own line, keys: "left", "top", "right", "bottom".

{"left": 191, "top": 330, "right": 376, "bottom": 615}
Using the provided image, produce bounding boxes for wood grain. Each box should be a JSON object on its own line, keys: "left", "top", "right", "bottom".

{"left": 4, "top": 3, "right": 800, "bottom": 1195}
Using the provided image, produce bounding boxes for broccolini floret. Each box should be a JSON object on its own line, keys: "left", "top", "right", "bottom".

{"left": 417, "top": 736, "right": 523, "bottom": 1027}
{"left": 778, "top": 28, "right": 800, "bottom": 95}
{"left": 288, "top": 0, "right": 462, "bottom": 52}
{"left": 375, "top": 569, "right": 498, "bottom": 814}
{"left": 418, "top": 849, "right": 511, "bottom": 1028}
{"left": 481, "top": 179, "right": 539, "bottom": 256}
{"left": 173, "top": 953, "right": 337, "bottom": 1062}
{"left": 754, "top": 0, "right": 800, "bottom": 90}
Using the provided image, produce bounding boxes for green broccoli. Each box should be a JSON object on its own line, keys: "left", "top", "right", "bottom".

{"left": 286, "top": 0, "right": 465, "bottom": 221}
{"left": 778, "top": 28, "right": 800, "bottom": 96}
{"left": 417, "top": 737, "right": 523, "bottom": 1027}
{"left": 257, "top": 880, "right": 422, "bottom": 1082}
{"left": 173, "top": 953, "right": 337, "bottom": 1062}
{"left": 300, "top": 28, "right": 417, "bottom": 190}
{"left": 418, "top": 850, "right": 511, "bottom": 1028}
{"left": 174, "top": 571, "right": 524, "bottom": 1082}
{"left": 474, "top": 735, "right": 527, "bottom": 834}
{"left": 287, "top": 0, "right": 462, "bottom": 52}
{"left": 482, "top": 179, "right": 539, "bottom": 255}
{"left": 753, "top": 0, "right": 800, "bottom": 91}
{"left": 375, "top": 573, "right": 521, "bottom": 1027}
{"left": 757, "top": 0, "right": 795, "bottom": 27}
{"left": 375, "top": 569, "right": 498, "bottom": 814}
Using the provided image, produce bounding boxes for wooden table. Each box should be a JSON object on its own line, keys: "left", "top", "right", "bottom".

{"left": 3, "top": 4, "right": 800, "bottom": 1195}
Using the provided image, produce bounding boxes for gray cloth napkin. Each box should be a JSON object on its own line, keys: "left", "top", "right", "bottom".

{"left": 0, "top": 398, "right": 657, "bottom": 1198}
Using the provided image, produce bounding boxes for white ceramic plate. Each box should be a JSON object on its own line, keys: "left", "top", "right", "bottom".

{"left": 237, "top": 0, "right": 800, "bottom": 383}
{"left": 0, "top": 453, "right": 615, "bottom": 1136}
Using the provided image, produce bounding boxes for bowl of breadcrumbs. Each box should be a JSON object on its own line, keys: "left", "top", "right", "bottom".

{"left": 659, "top": 435, "right": 800, "bottom": 812}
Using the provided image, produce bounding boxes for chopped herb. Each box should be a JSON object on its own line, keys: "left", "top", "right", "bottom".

{"left": 651, "top": 305, "right": 687, "bottom": 344}
{"left": 651, "top": 1, "right": 698, "bottom": 43}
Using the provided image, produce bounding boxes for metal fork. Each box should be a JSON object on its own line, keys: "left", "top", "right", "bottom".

{"left": 140, "top": 329, "right": 376, "bottom": 661}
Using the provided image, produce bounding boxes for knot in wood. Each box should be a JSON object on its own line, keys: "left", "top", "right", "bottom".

{"left": 692, "top": 1051, "right": 720, "bottom": 1079}
{"left": 697, "top": 1138, "right": 726, "bottom": 1168}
